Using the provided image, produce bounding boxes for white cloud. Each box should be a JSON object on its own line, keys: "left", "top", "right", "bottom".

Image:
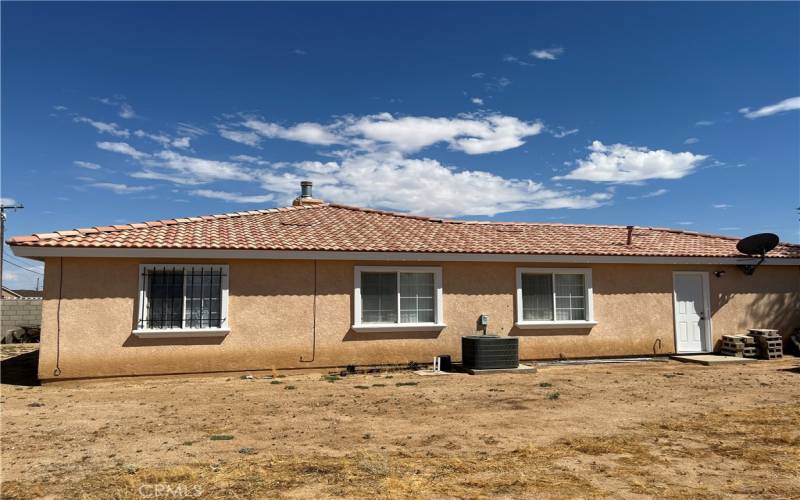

{"left": 78, "top": 111, "right": 613, "bottom": 218}
{"left": 627, "top": 188, "right": 668, "bottom": 200}
{"left": 135, "top": 129, "right": 192, "bottom": 149}
{"left": 719, "top": 226, "right": 742, "bottom": 231}
{"left": 176, "top": 123, "right": 207, "bottom": 137}
{"left": 221, "top": 113, "right": 543, "bottom": 155}
{"left": 254, "top": 151, "right": 611, "bottom": 217}
{"left": 230, "top": 154, "right": 269, "bottom": 165}
{"left": 555, "top": 141, "right": 708, "bottom": 184}
{"left": 471, "top": 72, "right": 486, "bottom": 79}
{"left": 684, "top": 137, "right": 699, "bottom": 144}
{"left": 134, "top": 150, "right": 253, "bottom": 185}
{"left": 292, "top": 49, "right": 307, "bottom": 55}
{"left": 1, "top": 197, "right": 18, "bottom": 206}
{"left": 345, "top": 113, "right": 543, "bottom": 154}
{"left": 712, "top": 203, "right": 733, "bottom": 209}
{"left": 552, "top": 127, "right": 578, "bottom": 139}
{"left": 73, "top": 161, "right": 101, "bottom": 170}
{"left": 95, "top": 95, "right": 136, "bottom": 119}
{"left": 293, "top": 160, "right": 340, "bottom": 174}
{"left": 97, "top": 141, "right": 150, "bottom": 160}
{"left": 241, "top": 119, "right": 342, "bottom": 146}
{"left": 96, "top": 141, "right": 147, "bottom": 159}
{"left": 90, "top": 182, "right": 152, "bottom": 194}
{"left": 739, "top": 96, "right": 800, "bottom": 119}
{"left": 471, "top": 97, "right": 484, "bottom": 106}
{"left": 134, "top": 129, "right": 171, "bottom": 146}
{"left": 485, "top": 76, "right": 511, "bottom": 92}
{"left": 119, "top": 103, "right": 136, "bottom": 119}
{"left": 695, "top": 120, "right": 714, "bottom": 127}
{"left": 502, "top": 55, "right": 533, "bottom": 66}
{"left": 74, "top": 116, "right": 130, "bottom": 137}
{"left": 190, "top": 189, "right": 274, "bottom": 204}
{"left": 530, "top": 47, "right": 564, "bottom": 60}
{"left": 676, "top": 221, "right": 694, "bottom": 226}
{"left": 219, "top": 128, "right": 263, "bottom": 147}
{"left": 171, "top": 136, "right": 192, "bottom": 149}
{"left": 53, "top": 105, "right": 68, "bottom": 111}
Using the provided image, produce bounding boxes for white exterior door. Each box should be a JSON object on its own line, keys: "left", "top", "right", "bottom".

{"left": 673, "top": 272, "right": 710, "bottom": 353}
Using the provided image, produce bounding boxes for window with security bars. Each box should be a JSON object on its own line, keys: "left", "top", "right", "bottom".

{"left": 137, "top": 265, "right": 228, "bottom": 331}
{"left": 519, "top": 270, "right": 590, "bottom": 323}
{"left": 358, "top": 268, "right": 440, "bottom": 325}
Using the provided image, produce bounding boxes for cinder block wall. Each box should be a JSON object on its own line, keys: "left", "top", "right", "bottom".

{"left": 1, "top": 299, "right": 43, "bottom": 339}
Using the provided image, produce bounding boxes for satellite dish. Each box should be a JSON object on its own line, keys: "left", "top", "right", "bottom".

{"left": 736, "top": 233, "right": 779, "bottom": 275}
{"left": 736, "top": 233, "right": 779, "bottom": 256}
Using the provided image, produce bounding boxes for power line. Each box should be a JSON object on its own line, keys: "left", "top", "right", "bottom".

{"left": 1, "top": 203, "right": 25, "bottom": 287}
{"left": 5, "top": 253, "right": 38, "bottom": 267}
{"left": 2, "top": 258, "right": 43, "bottom": 275}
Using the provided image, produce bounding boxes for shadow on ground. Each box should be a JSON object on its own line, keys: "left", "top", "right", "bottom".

{"left": 1, "top": 349, "right": 40, "bottom": 386}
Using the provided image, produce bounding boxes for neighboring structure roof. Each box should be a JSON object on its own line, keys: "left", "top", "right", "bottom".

{"left": 1, "top": 286, "right": 23, "bottom": 298}
{"left": 1, "top": 287, "right": 42, "bottom": 299}
{"left": 7, "top": 203, "right": 800, "bottom": 259}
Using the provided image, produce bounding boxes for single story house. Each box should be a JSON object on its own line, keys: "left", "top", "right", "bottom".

{"left": 9, "top": 183, "right": 800, "bottom": 381}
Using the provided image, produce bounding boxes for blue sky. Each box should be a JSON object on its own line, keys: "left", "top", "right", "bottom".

{"left": 2, "top": 2, "right": 799, "bottom": 288}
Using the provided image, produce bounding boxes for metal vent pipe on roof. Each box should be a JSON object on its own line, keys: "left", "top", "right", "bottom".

{"left": 626, "top": 225, "right": 634, "bottom": 245}
{"left": 301, "top": 181, "right": 313, "bottom": 198}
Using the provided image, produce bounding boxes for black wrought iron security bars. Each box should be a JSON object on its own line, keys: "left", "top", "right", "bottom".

{"left": 138, "top": 266, "right": 226, "bottom": 330}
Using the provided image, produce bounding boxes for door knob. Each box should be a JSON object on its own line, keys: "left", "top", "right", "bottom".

{"left": 699, "top": 312, "right": 705, "bottom": 320}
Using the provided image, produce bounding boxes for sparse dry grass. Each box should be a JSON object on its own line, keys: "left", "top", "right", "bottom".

{"left": 2, "top": 446, "right": 599, "bottom": 499}
{"left": 4, "top": 403, "right": 798, "bottom": 499}
{"left": 2, "top": 357, "right": 799, "bottom": 498}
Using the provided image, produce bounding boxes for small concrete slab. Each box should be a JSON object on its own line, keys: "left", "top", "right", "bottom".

{"left": 413, "top": 369, "right": 456, "bottom": 376}
{"left": 458, "top": 364, "right": 538, "bottom": 375}
{"left": 670, "top": 354, "right": 758, "bottom": 366}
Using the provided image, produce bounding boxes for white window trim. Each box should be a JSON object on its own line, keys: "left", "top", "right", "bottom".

{"left": 515, "top": 267, "right": 596, "bottom": 329}
{"left": 133, "top": 264, "right": 230, "bottom": 337}
{"left": 352, "top": 266, "right": 445, "bottom": 333}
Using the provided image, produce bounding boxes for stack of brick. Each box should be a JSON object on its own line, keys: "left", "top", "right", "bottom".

{"left": 720, "top": 335, "right": 757, "bottom": 358}
{"left": 748, "top": 329, "right": 783, "bottom": 360}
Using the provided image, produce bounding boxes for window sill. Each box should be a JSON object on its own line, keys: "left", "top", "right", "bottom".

{"left": 351, "top": 323, "right": 447, "bottom": 333}
{"left": 515, "top": 321, "right": 598, "bottom": 330}
{"left": 132, "top": 328, "right": 230, "bottom": 339}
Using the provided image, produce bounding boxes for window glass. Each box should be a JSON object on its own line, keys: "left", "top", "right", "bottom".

{"left": 399, "top": 272, "right": 435, "bottom": 323}
{"left": 521, "top": 273, "right": 554, "bottom": 321}
{"left": 361, "top": 272, "right": 398, "bottom": 323}
{"left": 521, "top": 271, "right": 588, "bottom": 322}
{"left": 186, "top": 267, "right": 223, "bottom": 328}
{"left": 144, "top": 269, "right": 184, "bottom": 329}
{"left": 555, "top": 274, "right": 586, "bottom": 321}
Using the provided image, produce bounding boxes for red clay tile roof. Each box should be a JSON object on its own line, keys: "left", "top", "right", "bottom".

{"left": 7, "top": 203, "right": 800, "bottom": 259}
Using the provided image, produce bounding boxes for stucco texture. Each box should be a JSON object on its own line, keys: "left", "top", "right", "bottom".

{"left": 37, "top": 258, "right": 800, "bottom": 380}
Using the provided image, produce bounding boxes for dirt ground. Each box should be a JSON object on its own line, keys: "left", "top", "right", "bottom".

{"left": 1, "top": 350, "right": 799, "bottom": 499}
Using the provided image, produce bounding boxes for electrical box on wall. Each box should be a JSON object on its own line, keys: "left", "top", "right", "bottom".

{"left": 479, "top": 314, "right": 489, "bottom": 326}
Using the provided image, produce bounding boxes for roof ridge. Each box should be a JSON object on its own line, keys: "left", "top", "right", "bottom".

{"left": 326, "top": 203, "right": 638, "bottom": 229}
{"left": 640, "top": 226, "right": 800, "bottom": 248}
{"left": 325, "top": 204, "right": 769, "bottom": 237}
{"left": 8, "top": 203, "right": 331, "bottom": 243}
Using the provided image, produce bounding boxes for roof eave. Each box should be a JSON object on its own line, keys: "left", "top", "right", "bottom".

{"left": 9, "top": 245, "right": 800, "bottom": 266}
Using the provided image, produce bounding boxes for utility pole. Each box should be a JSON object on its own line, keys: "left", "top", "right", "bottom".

{"left": 0, "top": 202, "right": 24, "bottom": 289}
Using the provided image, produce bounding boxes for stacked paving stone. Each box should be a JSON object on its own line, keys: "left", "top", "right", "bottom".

{"left": 748, "top": 329, "right": 783, "bottom": 360}
{"left": 720, "top": 335, "right": 757, "bottom": 358}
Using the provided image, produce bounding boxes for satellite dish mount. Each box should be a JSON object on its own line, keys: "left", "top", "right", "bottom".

{"left": 735, "top": 233, "right": 779, "bottom": 276}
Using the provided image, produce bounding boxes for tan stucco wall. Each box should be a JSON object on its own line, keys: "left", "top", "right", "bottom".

{"left": 37, "top": 258, "right": 800, "bottom": 380}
